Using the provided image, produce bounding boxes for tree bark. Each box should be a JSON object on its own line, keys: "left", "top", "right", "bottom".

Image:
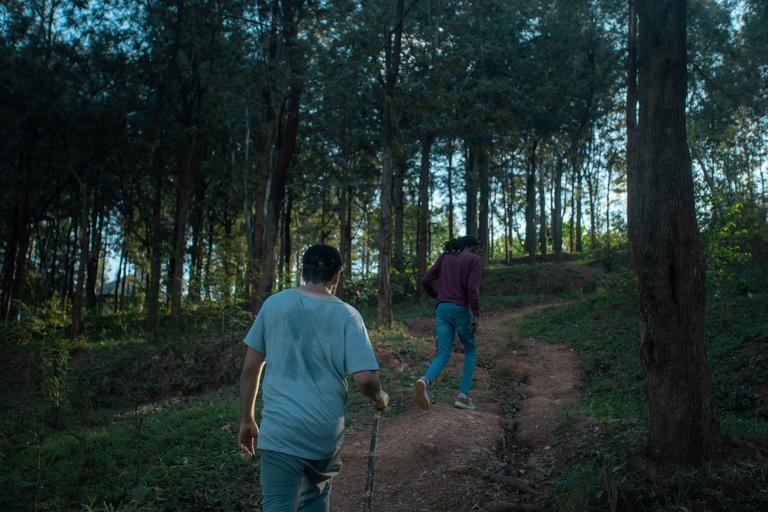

{"left": 417, "top": 130, "right": 435, "bottom": 301}
{"left": 447, "top": 141, "right": 455, "bottom": 241}
{"left": 393, "top": 156, "right": 405, "bottom": 273}
{"left": 635, "top": 0, "right": 720, "bottom": 464}
{"left": 378, "top": 0, "right": 405, "bottom": 327}
{"left": 170, "top": 126, "right": 196, "bottom": 323}
{"left": 250, "top": 0, "right": 305, "bottom": 314}
{"left": 146, "top": 80, "right": 165, "bottom": 337}
{"left": 538, "top": 154, "right": 547, "bottom": 257}
{"left": 525, "top": 139, "right": 538, "bottom": 265}
{"left": 553, "top": 152, "right": 565, "bottom": 262}
{"left": 478, "top": 146, "right": 490, "bottom": 256}
{"left": 626, "top": 0, "right": 639, "bottom": 270}
{"left": 61, "top": 137, "right": 88, "bottom": 341}
{"left": 336, "top": 127, "right": 349, "bottom": 300}
{"left": 465, "top": 142, "right": 479, "bottom": 238}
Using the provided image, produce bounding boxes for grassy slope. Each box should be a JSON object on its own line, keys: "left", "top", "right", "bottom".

{"left": 1, "top": 263, "right": 767, "bottom": 511}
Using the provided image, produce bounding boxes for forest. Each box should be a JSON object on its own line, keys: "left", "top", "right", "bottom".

{"left": 1, "top": 0, "right": 768, "bottom": 510}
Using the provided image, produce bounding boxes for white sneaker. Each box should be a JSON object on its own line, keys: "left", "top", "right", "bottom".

{"left": 454, "top": 393, "right": 475, "bottom": 410}
{"left": 415, "top": 377, "right": 430, "bottom": 410}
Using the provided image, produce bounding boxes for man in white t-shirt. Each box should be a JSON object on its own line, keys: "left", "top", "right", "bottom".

{"left": 239, "top": 243, "right": 389, "bottom": 512}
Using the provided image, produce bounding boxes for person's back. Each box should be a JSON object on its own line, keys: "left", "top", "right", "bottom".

{"left": 417, "top": 236, "right": 482, "bottom": 411}
{"left": 246, "top": 288, "right": 375, "bottom": 459}
{"left": 238, "top": 243, "right": 389, "bottom": 512}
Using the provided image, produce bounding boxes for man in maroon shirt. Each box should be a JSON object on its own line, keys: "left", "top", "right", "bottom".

{"left": 416, "top": 235, "right": 482, "bottom": 410}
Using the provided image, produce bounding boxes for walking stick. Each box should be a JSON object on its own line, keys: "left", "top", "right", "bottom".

{"left": 363, "top": 408, "right": 381, "bottom": 512}
{"left": 431, "top": 334, "right": 438, "bottom": 404}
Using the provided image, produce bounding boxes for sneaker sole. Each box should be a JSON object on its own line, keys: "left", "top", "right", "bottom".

{"left": 416, "top": 379, "right": 430, "bottom": 410}
{"left": 454, "top": 401, "right": 475, "bottom": 410}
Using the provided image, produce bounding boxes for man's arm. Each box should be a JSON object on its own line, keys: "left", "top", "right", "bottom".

{"left": 239, "top": 347, "right": 266, "bottom": 456}
{"left": 352, "top": 370, "right": 389, "bottom": 410}
{"left": 421, "top": 255, "right": 441, "bottom": 299}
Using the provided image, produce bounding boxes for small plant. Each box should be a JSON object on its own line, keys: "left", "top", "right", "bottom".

{"left": 705, "top": 203, "right": 753, "bottom": 323}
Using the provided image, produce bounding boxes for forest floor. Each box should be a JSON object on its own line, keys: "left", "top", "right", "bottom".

{"left": 331, "top": 301, "right": 583, "bottom": 512}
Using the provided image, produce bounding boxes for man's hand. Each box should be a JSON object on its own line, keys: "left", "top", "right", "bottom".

{"left": 239, "top": 419, "right": 260, "bottom": 457}
{"left": 372, "top": 391, "right": 390, "bottom": 411}
{"left": 470, "top": 318, "right": 478, "bottom": 334}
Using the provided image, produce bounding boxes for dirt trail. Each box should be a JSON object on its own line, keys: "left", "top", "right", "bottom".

{"left": 331, "top": 303, "right": 582, "bottom": 511}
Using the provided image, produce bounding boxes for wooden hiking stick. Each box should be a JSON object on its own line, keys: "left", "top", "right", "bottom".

{"left": 431, "top": 334, "right": 438, "bottom": 404}
{"left": 363, "top": 408, "right": 381, "bottom": 512}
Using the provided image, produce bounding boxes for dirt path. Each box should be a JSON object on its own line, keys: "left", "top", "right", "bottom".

{"left": 331, "top": 303, "right": 582, "bottom": 511}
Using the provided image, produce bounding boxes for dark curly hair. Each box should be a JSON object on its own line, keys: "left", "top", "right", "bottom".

{"left": 442, "top": 235, "right": 480, "bottom": 255}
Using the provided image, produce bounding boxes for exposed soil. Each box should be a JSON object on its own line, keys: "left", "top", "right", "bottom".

{"left": 331, "top": 302, "right": 583, "bottom": 512}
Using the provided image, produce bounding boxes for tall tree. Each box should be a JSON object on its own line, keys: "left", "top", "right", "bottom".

{"left": 634, "top": 0, "right": 720, "bottom": 464}
{"left": 378, "top": 0, "right": 407, "bottom": 327}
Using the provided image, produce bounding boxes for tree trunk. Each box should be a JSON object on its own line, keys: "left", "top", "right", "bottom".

{"left": 393, "top": 156, "right": 405, "bottom": 273}
{"left": 61, "top": 138, "right": 88, "bottom": 341}
{"left": 635, "top": 0, "right": 720, "bottom": 464}
{"left": 626, "top": 0, "right": 639, "bottom": 270}
{"left": 146, "top": 81, "right": 165, "bottom": 337}
{"left": 465, "top": 142, "right": 479, "bottom": 238}
{"left": 336, "top": 128, "right": 349, "bottom": 300}
{"left": 86, "top": 204, "right": 103, "bottom": 309}
{"left": 553, "top": 152, "right": 565, "bottom": 262}
{"left": 538, "top": 154, "right": 547, "bottom": 257}
{"left": 250, "top": 0, "right": 304, "bottom": 314}
{"left": 575, "top": 162, "right": 583, "bottom": 253}
{"left": 478, "top": 146, "right": 490, "bottom": 256}
{"left": 378, "top": 0, "right": 405, "bottom": 327}
{"left": 525, "top": 139, "right": 538, "bottom": 264}
{"left": 447, "top": 142, "right": 455, "bottom": 241}
{"left": 170, "top": 126, "right": 197, "bottom": 324}
{"left": 417, "top": 130, "right": 435, "bottom": 301}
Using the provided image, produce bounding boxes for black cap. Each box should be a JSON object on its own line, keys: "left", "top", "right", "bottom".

{"left": 302, "top": 244, "right": 343, "bottom": 268}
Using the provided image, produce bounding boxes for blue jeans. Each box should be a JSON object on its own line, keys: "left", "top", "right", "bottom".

{"left": 424, "top": 302, "right": 476, "bottom": 396}
{"left": 259, "top": 449, "right": 342, "bottom": 512}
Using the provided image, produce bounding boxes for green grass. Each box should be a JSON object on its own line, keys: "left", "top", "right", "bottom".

{"left": 1, "top": 388, "right": 260, "bottom": 512}
{"left": 4, "top": 262, "right": 767, "bottom": 511}
{"left": 510, "top": 268, "right": 768, "bottom": 511}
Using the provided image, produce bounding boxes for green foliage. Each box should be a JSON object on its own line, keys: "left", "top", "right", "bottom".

{"left": 705, "top": 203, "right": 754, "bottom": 322}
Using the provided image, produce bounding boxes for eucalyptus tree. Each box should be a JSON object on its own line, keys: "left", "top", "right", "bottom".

{"left": 0, "top": 1, "right": 75, "bottom": 321}
{"left": 633, "top": 0, "right": 720, "bottom": 464}
{"left": 0, "top": 0, "right": 131, "bottom": 330}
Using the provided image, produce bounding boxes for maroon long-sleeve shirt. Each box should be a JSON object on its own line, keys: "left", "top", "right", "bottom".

{"left": 421, "top": 251, "right": 482, "bottom": 318}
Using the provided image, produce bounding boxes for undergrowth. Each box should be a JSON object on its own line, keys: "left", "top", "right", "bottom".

{"left": 515, "top": 266, "right": 768, "bottom": 511}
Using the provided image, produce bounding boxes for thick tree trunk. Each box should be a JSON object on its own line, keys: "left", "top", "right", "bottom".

{"left": 417, "top": 130, "right": 435, "bottom": 301}
{"left": 525, "top": 140, "right": 538, "bottom": 265}
{"left": 635, "top": 0, "right": 720, "bottom": 464}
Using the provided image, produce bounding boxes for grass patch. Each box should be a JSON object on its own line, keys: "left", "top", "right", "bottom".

{"left": 512, "top": 273, "right": 768, "bottom": 511}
